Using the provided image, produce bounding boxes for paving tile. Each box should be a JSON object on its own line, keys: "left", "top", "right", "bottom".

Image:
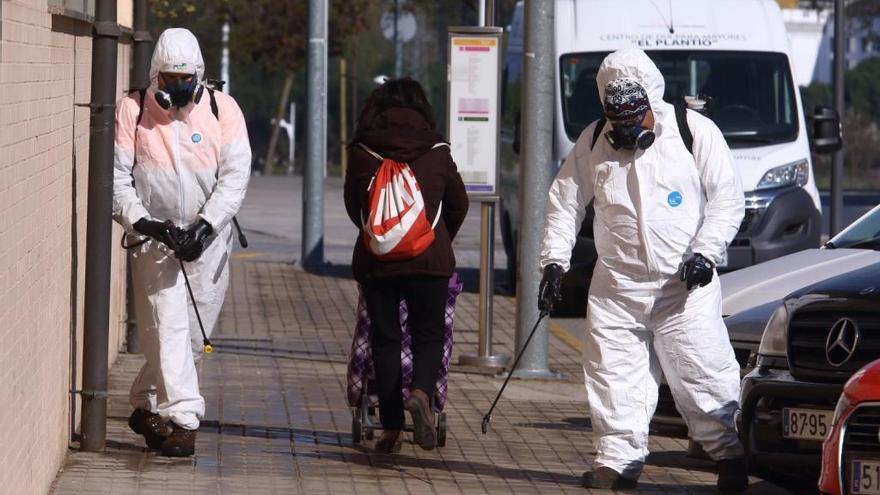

{"left": 51, "top": 258, "right": 793, "bottom": 495}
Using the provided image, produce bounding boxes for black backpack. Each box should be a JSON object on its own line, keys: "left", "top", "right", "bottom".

{"left": 590, "top": 99, "right": 694, "bottom": 154}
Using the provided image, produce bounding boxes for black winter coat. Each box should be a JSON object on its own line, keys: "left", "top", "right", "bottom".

{"left": 344, "top": 108, "right": 469, "bottom": 282}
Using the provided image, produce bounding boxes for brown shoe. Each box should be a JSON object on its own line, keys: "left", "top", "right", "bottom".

{"left": 405, "top": 389, "right": 436, "bottom": 450}
{"left": 374, "top": 430, "right": 402, "bottom": 453}
{"left": 161, "top": 423, "right": 197, "bottom": 457}
{"left": 128, "top": 409, "right": 172, "bottom": 450}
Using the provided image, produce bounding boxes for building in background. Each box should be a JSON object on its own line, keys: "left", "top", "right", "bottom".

{"left": 779, "top": 0, "right": 879, "bottom": 85}
{"left": 0, "top": 1, "right": 132, "bottom": 493}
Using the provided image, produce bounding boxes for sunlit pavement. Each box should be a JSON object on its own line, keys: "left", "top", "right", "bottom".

{"left": 52, "top": 176, "right": 795, "bottom": 494}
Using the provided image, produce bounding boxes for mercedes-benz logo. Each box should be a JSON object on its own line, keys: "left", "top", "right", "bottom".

{"left": 825, "top": 318, "right": 861, "bottom": 367}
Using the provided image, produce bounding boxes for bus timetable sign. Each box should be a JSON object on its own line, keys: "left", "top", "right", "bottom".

{"left": 447, "top": 26, "right": 503, "bottom": 196}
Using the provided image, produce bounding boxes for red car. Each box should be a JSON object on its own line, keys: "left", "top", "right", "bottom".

{"left": 820, "top": 358, "right": 880, "bottom": 495}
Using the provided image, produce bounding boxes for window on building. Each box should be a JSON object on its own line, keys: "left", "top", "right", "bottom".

{"left": 47, "top": 0, "right": 95, "bottom": 19}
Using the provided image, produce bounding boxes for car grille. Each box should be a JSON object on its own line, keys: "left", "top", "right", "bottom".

{"left": 844, "top": 406, "right": 880, "bottom": 453}
{"left": 788, "top": 306, "right": 880, "bottom": 383}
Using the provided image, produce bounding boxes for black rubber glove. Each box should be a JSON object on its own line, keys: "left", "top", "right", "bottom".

{"left": 133, "top": 218, "right": 184, "bottom": 252}
{"left": 177, "top": 219, "right": 214, "bottom": 262}
{"left": 538, "top": 263, "right": 565, "bottom": 314}
{"left": 679, "top": 253, "right": 715, "bottom": 290}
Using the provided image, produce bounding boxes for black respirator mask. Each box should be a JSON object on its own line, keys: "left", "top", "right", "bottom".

{"left": 604, "top": 120, "right": 656, "bottom": 151}
{"left": 602, "top": 78, "right": 655, "bottom": 151}
{"left": 155, "top": 73, "right": 203, "bottom": 109}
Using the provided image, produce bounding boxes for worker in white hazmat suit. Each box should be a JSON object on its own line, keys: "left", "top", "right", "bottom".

{"left": 112, "top": 28, "right": 251, "bottom": 457}
{"left": 538, "top": 48, "right": 747, "bottom": 492}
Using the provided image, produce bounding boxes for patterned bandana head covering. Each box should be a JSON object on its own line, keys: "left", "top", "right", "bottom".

{"left": 603, "top": 78, "right": 650, "bottom": 121}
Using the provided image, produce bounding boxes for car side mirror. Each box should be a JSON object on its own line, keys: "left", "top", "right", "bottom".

{"left": 809, "top": 106, "right": 843, "bottom": 154}
{"left": 513, "top": 111, "right": 521, "bottom": 155}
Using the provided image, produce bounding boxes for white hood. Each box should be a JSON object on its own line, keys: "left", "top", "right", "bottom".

{"left": 149, "top": 28, "right": 205, "bottom": 93}
{"left": 596, "top": 47, "right": 673, "bottom": 125}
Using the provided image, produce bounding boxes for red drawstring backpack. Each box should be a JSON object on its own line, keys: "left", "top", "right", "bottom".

{"left": 358, "top": 143, "right": 446, "bottom": 260}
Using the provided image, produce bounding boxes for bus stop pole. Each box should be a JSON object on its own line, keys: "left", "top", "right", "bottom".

{"left": 512, "top": 0, "right": 556, "bottom": 379}
{"left": 458, "top": 1, "right": 511, "bottom": 370}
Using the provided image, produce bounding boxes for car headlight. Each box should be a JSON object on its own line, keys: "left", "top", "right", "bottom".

{"left": 758, "top": 303, "right": 789, "bottom": 357}
{"left": 832, "top": 395, "right": 851, "bottom": 427}
{"left": 756, "top": 159, "right": 809, "bottom": 190}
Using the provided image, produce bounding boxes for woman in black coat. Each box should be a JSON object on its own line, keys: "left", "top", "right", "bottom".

{"left": 344, "top": 79, "right": 468, "bottom": 452}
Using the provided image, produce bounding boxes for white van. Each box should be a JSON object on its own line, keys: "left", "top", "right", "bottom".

{"left": 499, "top": 0, "right": 838, "bottom": 313}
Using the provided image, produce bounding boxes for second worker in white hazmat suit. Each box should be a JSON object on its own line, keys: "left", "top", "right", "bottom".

{"left": 538, "top": 48, "right": 747, "bottom": 493}
{"left": 113, "top": 28, "right": 251, "bottom": 457}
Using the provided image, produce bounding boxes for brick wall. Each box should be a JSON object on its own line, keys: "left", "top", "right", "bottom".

{"left": 0, "top": 1, "right": 131, "bottom": 494}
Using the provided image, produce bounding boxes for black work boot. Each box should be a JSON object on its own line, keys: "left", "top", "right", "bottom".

{"left": 161, "top": 423, "right": 197, "bottom": 457}
{"left": 374, "top": 430, "right": 402, "bottom": 453}
{"left": 717, "top": 458, "right": 749, "bottom": 493}
{"left": 581, "top": 466, "right": 638, "bottom": 489}
{"left": 405, "top": 389, "right": 436, "bottom": 450}
{"left": 128, "top": 409, "right": 172, "bottom": 450}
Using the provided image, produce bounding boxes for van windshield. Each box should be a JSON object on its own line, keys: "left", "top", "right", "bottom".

{"left": 560, "top": 51, "right": 799, "bottom": 148}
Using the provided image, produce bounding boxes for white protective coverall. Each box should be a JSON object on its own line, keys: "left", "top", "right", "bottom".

{"left": 112, "top": 28, "right": 251, "bottom": 430}
{"left": 540, "top": 48, "right": 745, "bottom": 478}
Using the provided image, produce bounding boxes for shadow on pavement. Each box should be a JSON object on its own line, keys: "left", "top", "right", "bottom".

{"left": 295, "top": 450, "right": 583, "bottom": 487}
{"left": 302, "top": 263, "right": 513, "bottom": 296}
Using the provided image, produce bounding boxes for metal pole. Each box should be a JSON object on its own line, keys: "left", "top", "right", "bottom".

{"left": 513, "top": 0, "right": 556, "bottom": 378}
{"left": 131, "top": 0, "right": 152, "bottom": 90}
{"left": 81, "top": 0, "right": 120, "bottom": 452}
{"left": 478, "top": 0, "right": 486, "bottom": 27}
{"left": 221, "top": 20, "right": 230, "bottom": 93}
{"left": 340, "top": 57, "right": 348, "bottom": 178}
{"left": 126, "top": 0, "right": 151, "bottom": 354}
{"left": 459, "top": 199, "right": 510, "bottom": 369}
{"left": 394, "top": 0, "right": 402, "bottom": 78}
{"left": 458, "top": 2, "right": 510, "bottom": 371}
{"left": 303, "top": 0, "right": 327, "bottom": 268}
{"left": 830, "top": 0, "right": 846, "bottom": 235}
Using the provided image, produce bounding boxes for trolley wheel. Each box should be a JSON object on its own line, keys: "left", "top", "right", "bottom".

{"left": 437, "top": 412, "right": 447, "bottom": 447}
{"left": 352, "top": 412, "right": 363, "bottom": 445}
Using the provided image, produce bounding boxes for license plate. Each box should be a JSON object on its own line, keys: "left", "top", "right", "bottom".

{"left": 782, "top": 407, "right": 831, "bottom": 440}
{"left": 852, "top": 460, "right": 880, "bottom": 494}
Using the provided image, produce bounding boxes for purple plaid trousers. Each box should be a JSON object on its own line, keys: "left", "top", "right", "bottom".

{"left": 347, "top": 274, "right": 462, "bottom": 411}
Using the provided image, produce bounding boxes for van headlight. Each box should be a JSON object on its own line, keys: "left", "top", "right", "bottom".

{"left": 758, "top": 303, "right": 790, "bottom": 358}
{"left": 756, "top": 160, "right": 809, "bottom": 190}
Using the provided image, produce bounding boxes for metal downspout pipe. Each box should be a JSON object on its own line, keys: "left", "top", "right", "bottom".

{"left": 80, "top": 0, "right": 120, "bottom": 452}
{"left": 125, "top": 0, "right": 151, "bottom": 355}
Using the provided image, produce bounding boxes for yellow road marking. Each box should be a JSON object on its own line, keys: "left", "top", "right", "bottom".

{"left": 510, "top": 294, "right": 584, "bottom": 353}
{"left": 232, "top": 252, "right": 266, "bottom": 259}
{"left": 549, "top": 319, "right": 583, "bottom": 353}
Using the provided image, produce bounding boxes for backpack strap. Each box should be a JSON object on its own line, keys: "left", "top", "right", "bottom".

{"left": 590, "top": 117, "right": 607, "bottom": 150}
{"left": 208, "top": 88, "right": 219, "bottom": 120}
{"left": 673, "top": 99, "right": 694, "bottom": 155}
{"left": 135, "top": 88, "right": 146, "bottom": 126}
{"left": 357, "top": 143, "right": 384, "bottom": 161}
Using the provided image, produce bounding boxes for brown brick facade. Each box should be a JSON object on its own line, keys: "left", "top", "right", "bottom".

{"left": 0, "top": 1, "right": 132, "bottom": 493}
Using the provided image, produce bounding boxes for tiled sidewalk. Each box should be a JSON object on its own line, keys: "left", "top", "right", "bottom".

{"left": 51, "top": 259, "right": 791, "bottom": 494}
